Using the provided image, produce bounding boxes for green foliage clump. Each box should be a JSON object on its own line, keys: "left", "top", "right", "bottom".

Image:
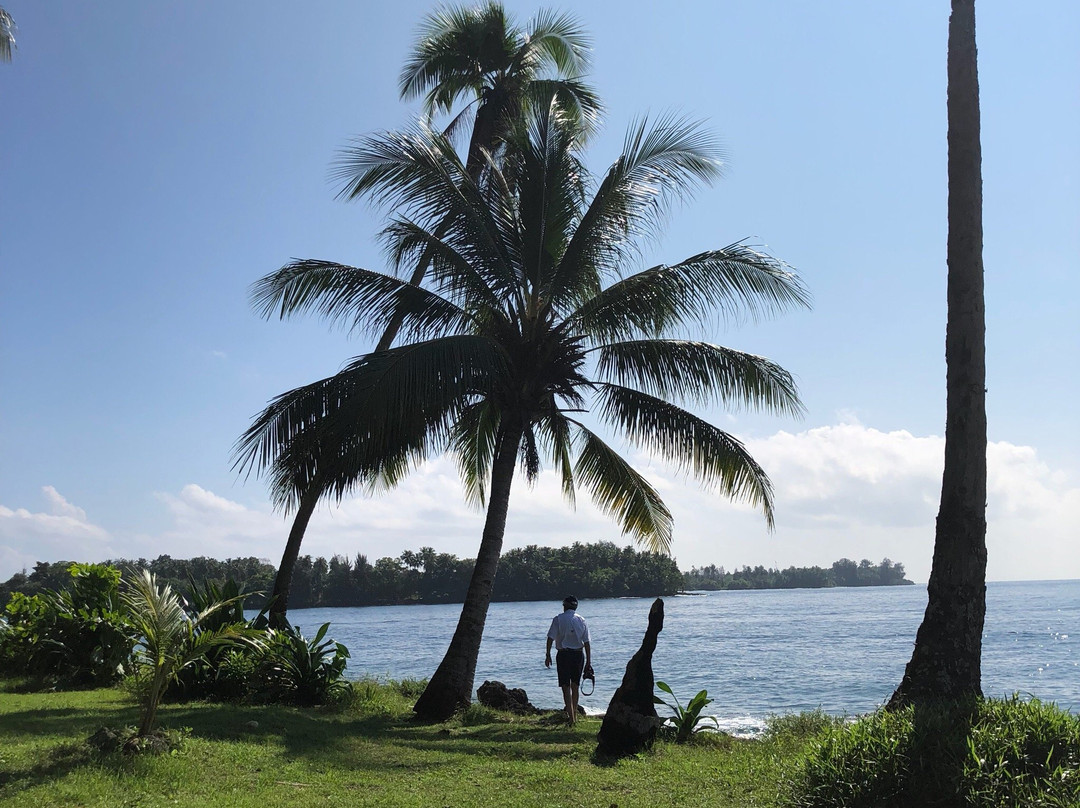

{"left": 0, "top": 563, "right": 134, "bottom": 686}
{"left": 654, "top": 681, "right": 719, "bottom": 743}
{"left": 764, "top": 709, "right": 843, "bottom": 741}
{"left": 786, "top": 697, "right": 1080, "bottom": 808}
{"left": 253, "top": 622, "right": 352, "bottom": 707}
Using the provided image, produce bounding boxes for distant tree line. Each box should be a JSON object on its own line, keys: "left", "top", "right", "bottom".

{"left": 1, "top": 547, "right": 910, "bottom": 609}
{"left": 682, "top": 558, "right": 913, "bottom": 590}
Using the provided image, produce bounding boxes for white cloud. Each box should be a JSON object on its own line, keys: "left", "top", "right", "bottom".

{"left": 0, "top": 486, "right": 114, "bottom": 576}
{"left": 1, "top": 424, "right": 1077, "bottom": 583}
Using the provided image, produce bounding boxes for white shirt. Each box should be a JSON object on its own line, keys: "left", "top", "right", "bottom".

{"left": 548, "top": 610, "right": 590, "bottom": 650}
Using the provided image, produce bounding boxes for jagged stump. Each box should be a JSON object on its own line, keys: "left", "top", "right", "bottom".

{"left": 595, "top": 598, "right": 664, "bottom": 758}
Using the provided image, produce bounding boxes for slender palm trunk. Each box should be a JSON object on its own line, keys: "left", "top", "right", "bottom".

{"left": 138, "top": 665, "right": 171, "bottom": 736}
{"left": 890, "top": 0, "right": 985, "bottom": 708}
{"left": 413, "top": 416, "right": 524, "bottom": 721}
{"left": 269, "top": 485, "right": 321, "bottom": 629}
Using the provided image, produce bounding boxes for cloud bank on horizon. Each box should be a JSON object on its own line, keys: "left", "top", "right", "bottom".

{"left": 1, "top": 422, "right": 1076, "bottom": 584}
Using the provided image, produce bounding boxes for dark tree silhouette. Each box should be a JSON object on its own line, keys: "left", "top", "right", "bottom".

{"left": 890, "top": 0, "right": 987, "bottom": 708}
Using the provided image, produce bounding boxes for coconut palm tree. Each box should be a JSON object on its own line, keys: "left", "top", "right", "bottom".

{"left": 0, "top": 7, "right": 16, "bottom": 63}
{"left": 889, "top": 0, "right": 987, "bottom": 707}
{"left": 237, "top": 101, "right": 810, "bottom": 720}
{"left": 255, "top": 3, "right": 600, "bottom": 628}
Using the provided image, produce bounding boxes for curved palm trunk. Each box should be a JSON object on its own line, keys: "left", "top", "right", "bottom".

{"left": 413, "top": 417, "right": 524, "bottom": 721}
{"left": 268, "top": 485, "right": 321, "bottom": 629}
{"left": 889, "top": 0, "right": 985, "bottom": 708}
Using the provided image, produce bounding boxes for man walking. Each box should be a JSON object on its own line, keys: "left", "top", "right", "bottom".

{"left": 545, "top": 595, "right": 591, "bottom": 725}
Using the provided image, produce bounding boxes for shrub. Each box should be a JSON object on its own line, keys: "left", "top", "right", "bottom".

{"left": 0, "top": 563, "right": 134, "bottom": 686}
{"left": 786, "top": 697, "right": 1080, "bottom": 808}
{"left": 167, "top": 577, "right": 263, "bottom": 701}
{"left": 253, "top": 622, "right": 351, "bottom": 706}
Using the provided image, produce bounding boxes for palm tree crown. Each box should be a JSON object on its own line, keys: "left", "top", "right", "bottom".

{"left": 390, "top": 2, "right": 600, "bottom": 178}
{"left": 238, "top": 99, "right": 809, "bottom": 718}
{"left": 240, "top": 103, "right": 807, "bottom": 552}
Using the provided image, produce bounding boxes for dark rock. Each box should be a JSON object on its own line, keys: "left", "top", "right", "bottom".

{"left": 595, "top": 598, "right": 665, "bottom": 758}
{"left": 476, "top": 680, "right": 538, "bottom": 714}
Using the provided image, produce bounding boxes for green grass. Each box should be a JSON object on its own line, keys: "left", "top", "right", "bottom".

{"left": 0, "top": 680, "right": 808, "bottom": 808}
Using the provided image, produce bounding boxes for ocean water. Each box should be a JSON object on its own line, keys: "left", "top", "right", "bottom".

{"left": 286, "top": 580, "right": 1079, "bottom": 737}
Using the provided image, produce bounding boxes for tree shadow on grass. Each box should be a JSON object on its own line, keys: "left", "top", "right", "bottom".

{"left": 158, "top": 702, "right": 591, "bottom": 769}
{"left": 0, "top": 703, "right": 137, "bottom": 736}
{"left": 0, "top": 740, "right": 96, "bottom": 792}
{"left": 1, "top": 698, "right": 596, "bottom": 800}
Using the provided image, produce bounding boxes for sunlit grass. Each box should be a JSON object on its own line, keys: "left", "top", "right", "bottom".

{"left": 0, "top": 680, "right": 806, "bottom": 807}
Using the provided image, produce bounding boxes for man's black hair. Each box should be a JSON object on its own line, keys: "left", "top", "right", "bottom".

{"left": 562, "top": 595, "right": 578, "bottom": 610}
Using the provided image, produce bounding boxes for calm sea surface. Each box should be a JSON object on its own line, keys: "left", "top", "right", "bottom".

{"left": 287, "top": 580, "right": 1078, "bottom": 736}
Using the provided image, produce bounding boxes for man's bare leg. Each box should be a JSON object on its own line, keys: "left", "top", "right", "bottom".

{"left": 561, "top": 685, "right": 575, "bottom": 724}
{"left": 570, "top": 681, "right": 581, "bottom": 725}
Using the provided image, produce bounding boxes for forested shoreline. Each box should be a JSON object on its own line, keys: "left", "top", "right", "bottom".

{"left": 0, "top": 542, "right": 911, "bottom": 608}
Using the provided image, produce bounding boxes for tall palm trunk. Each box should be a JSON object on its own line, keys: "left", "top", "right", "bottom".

{"left": 413, "top": 416, "right": 524, "bottom": 721}
{"left": 268, "top": 484, "right": 321, "bottom": 628}
{"left": 889, "top": 0, "right": 986, "bottom": 708}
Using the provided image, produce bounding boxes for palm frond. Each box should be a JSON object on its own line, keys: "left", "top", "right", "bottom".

{"left": 331, "top": 125, "right": 468, "bottom": 214}
{"left": 594, "top": 383, "right": 775, "bottom": 529}
{"left": 573, "top": 424, "right": 672, "bottom": 553}
{"left": 0, "top": 9, "right": 15, "bottom": 62}
{"left": 534, "top": 409, "right": 577, "bottom": 507}
{"left": 549, "top": 116, "right": 723, "bottom": 313}
{"left": 451, "top": 401, "right": 501, "bottom": 507}
{"left": 250, "top": 259, "right": 471, "bottom": 342}
{"left": 523, "top": 8, "right": 591, "bottom": 77}
{"left": 525, "top": 79, "right": 602, "bottom": 140}
{"left": 570, "top": 242, "right": 811, "bottom": 341}
{"left": 399, "top": 3, "right": 512, "bottom": 109}
{"left": 233, "top": 336, "right": 505, "bottom": 493}
{"left": 594, "top": 339, "right": 804, "bottom": 417}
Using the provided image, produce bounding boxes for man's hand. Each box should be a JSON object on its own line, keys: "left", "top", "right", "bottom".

{"left": 544, "top": 654, "right": 552, "bottom": 668}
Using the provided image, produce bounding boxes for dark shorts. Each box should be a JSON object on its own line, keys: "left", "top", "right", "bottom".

{"left": 556, "top": 648, "right": 585, "bottom": 687}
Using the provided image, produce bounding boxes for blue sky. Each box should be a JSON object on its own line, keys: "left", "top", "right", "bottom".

{"left": 1, "top": 1, "right": 1077, "bottom": 583}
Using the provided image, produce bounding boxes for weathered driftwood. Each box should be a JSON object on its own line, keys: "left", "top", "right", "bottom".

{"left": 595, "top": 598, "right": 664, "bottom": 757}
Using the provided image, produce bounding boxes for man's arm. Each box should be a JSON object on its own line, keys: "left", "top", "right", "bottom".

{"left": 583, "top": 641, "right": 591, "bottom": 667}
{"left": 545, "top": 636, "right": 554, "bottom": 668}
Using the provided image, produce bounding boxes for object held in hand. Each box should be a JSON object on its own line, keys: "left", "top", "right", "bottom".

{"left": 581, "top": 663, "right": 595, "bottom": 696}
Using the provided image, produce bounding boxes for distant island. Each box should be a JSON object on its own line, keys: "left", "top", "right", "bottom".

{"left": 682, "top": 557, "right": 913, "bottom": 590}
{"left": 0, "top": 543, "right": 912, "bottom": 608}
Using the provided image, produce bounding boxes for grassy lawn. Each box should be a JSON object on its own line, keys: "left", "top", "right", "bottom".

{"left": 0, "top": 683, "right": 812, "bottom": 808}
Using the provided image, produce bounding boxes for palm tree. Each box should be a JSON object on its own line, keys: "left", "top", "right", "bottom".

{"left": 237, "top": 101, "right": 810, "bottom": 720}
{"left": 122, "top": 570, "right": 261, "bottom": 737}
{"left": 0, "top": 7, "right": 16, "bottom": 63}
{"left": 254, "top": 3, "right": 600, "bottom": 628}
{"left": 889, "top": 0, "right": 986, "bottom": 707}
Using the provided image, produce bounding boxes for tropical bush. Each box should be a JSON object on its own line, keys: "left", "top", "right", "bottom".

{"left": 786, "top": 697, "right": 1080, "bottom": 807}
{"left": 122, "top": 569, "right": 262, "bottom": 736}
{"left": 253, "top": 622, "right": 352, "bottom": 706}
{"left": 167, "top": 576, "right": 264, "bottom": 700}
{"left": 654, "top": 681, "right": 719, "bottom": 743}
{"left": 0, "top": 563, "right": 134, "bottom": 686}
